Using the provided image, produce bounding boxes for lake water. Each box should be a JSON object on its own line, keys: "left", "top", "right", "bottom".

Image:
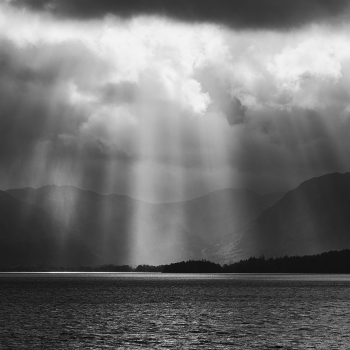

{"left": 0, "top": 273, "right": 350, "bottom": 349}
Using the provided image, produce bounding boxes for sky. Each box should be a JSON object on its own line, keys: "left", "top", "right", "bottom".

{"left": 1, "top": 0, "right": 350, "bottom": 202}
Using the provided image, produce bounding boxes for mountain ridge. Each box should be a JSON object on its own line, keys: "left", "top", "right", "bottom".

{"left": 4, "top": 185, "right": 283, "bottom": 266}
{"left": 0, "top": 190, "right": 97, "bottom": 268}
{"left": 211, "top": 172, "right": 350, "bottom": 263}
{"left": 6, "top": 172, "right": 350, "bottom": 267}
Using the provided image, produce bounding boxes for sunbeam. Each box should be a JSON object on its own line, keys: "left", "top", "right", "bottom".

{"left": 1, "top": 1, "right": 350, "bottom": 266}
{"left": 3, "top": 2, "right": 350, "bottom": 349}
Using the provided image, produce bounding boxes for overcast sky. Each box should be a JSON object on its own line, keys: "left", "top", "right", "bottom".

{"left": 1, "top": 0, "right": 350, "bottom": 202}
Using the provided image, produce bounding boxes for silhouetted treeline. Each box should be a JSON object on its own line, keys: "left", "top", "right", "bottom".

{"left": 222, "top": 249, "right": 350, "bottom": 273}
{"left": 163, "top": 260, "right": 222, "bottom": 273}
{"left": 161, "top": 250, "right": 350, "bottom": 273}
{"left": 135, "top": 264, "right": 164, "bottom": 272}
{"left": 1, "top": 249, "right": 350, "bottom": 273}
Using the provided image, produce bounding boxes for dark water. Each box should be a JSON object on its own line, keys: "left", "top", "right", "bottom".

{"left": 0, "top": 273, "right": 350, "bottom": 349}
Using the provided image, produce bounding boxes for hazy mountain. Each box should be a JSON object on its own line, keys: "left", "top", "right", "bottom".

{"left": 5, "top": 186, "right": 282, "bottom": 266}
{"left": 160, "top": 189, "right": 284, "bottom": 244}
{"left": 6, "top": 186, "right": 206, "bottom": 265}
{"left": 0, "top": 190, "right": 95, "bottom": 268}
{"left": 3, "top": 171, "right": 350, "bottom": 268}
{"left": 213, "top": 172, "right": 350, "bottom": 263}
{"left": 6, "top": 185, "right": 149, "bottom": 265}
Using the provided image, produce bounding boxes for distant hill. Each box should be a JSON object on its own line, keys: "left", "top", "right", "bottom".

{"left": 5, "top": 186, "right": 281, "bottom": 266}
{"left": 212, "top": 172, "right": 350, "bottom": 263}
{"left": 6, "top": 185, "right": 160, "bottom": 265}
{"left": 8, "top": 172, "right": 350, "bottom": 267}
{"left": 0, "top": 190, "right": 95, "bottom": 268}
{"left": 160, "top": 189, "right": 284, "bottom": 245}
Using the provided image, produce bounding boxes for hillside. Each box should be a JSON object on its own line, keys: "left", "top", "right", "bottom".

{"left": 160, "top": 189, "right": 284, "bottom": 244}
{"left": 0, "top": 190, "right": 95, "bottom": 268}
{"left": 3, "top": 172, "right": 350, "bottom": 267}
{"left": 5, "top": 186, "right": 281, "bottom": 265}
{"left": 212, "top": 172, "right": 350, "bottom": 263}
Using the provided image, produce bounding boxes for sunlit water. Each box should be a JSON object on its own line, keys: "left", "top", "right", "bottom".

{"left": 1, "top": 273, "right": 350, "bottom": 349}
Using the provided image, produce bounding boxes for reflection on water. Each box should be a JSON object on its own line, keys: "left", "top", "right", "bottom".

{"left": 1, "top": 273, "right": 350, "bottom": 349}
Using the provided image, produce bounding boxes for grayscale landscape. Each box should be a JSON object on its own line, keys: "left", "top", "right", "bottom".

{"left": 1, "top": 0, "right": 350, "bottom": 349}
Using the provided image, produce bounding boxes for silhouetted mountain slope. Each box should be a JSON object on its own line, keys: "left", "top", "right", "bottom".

{"left": 158, "top": 188, "right": 284, "bottom": 244}
{"left": 6, "top": 186, "right": 281, "bottom": 265}
{"left": 0, "top": 190, "right": 95, "bottom": 268}
{"left": 6, "top": 185, "right": 148, "bottom": 265}
{"left": 261, "top": 192, "right": 286, "bottom": 209}
{"left": 214, "top": 172, "right": 350, "bottom": 262}
{"left": 4, "top": 172, "right": 350, "bottom": 266}
{"left": 6, "top": 186, "right": 207, "bottom": 265}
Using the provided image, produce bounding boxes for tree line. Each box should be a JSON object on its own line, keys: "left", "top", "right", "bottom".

{"left": 163, "top": 250, "right": 350, "bottom": 273}
{"left": 1, "top": 249, "right": 350, "bottom": 273}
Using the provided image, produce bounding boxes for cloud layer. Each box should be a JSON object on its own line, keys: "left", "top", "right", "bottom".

{"left": 1, "top": 2, "right": 350, "bottom": 200}
{"left": 10, "top": 0, "right": 350, "bottom": 29}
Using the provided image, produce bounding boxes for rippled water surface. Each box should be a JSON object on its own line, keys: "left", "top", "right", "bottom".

{"left": 1, "top": 273, "right": 350, "bottom": 349}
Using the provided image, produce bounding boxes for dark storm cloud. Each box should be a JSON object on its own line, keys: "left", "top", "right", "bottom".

{"left": 11, "top": 0, "right": 350, "bottom": 29}
{"left": 225, "top": 97, "right": 246, "bottom": 125}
